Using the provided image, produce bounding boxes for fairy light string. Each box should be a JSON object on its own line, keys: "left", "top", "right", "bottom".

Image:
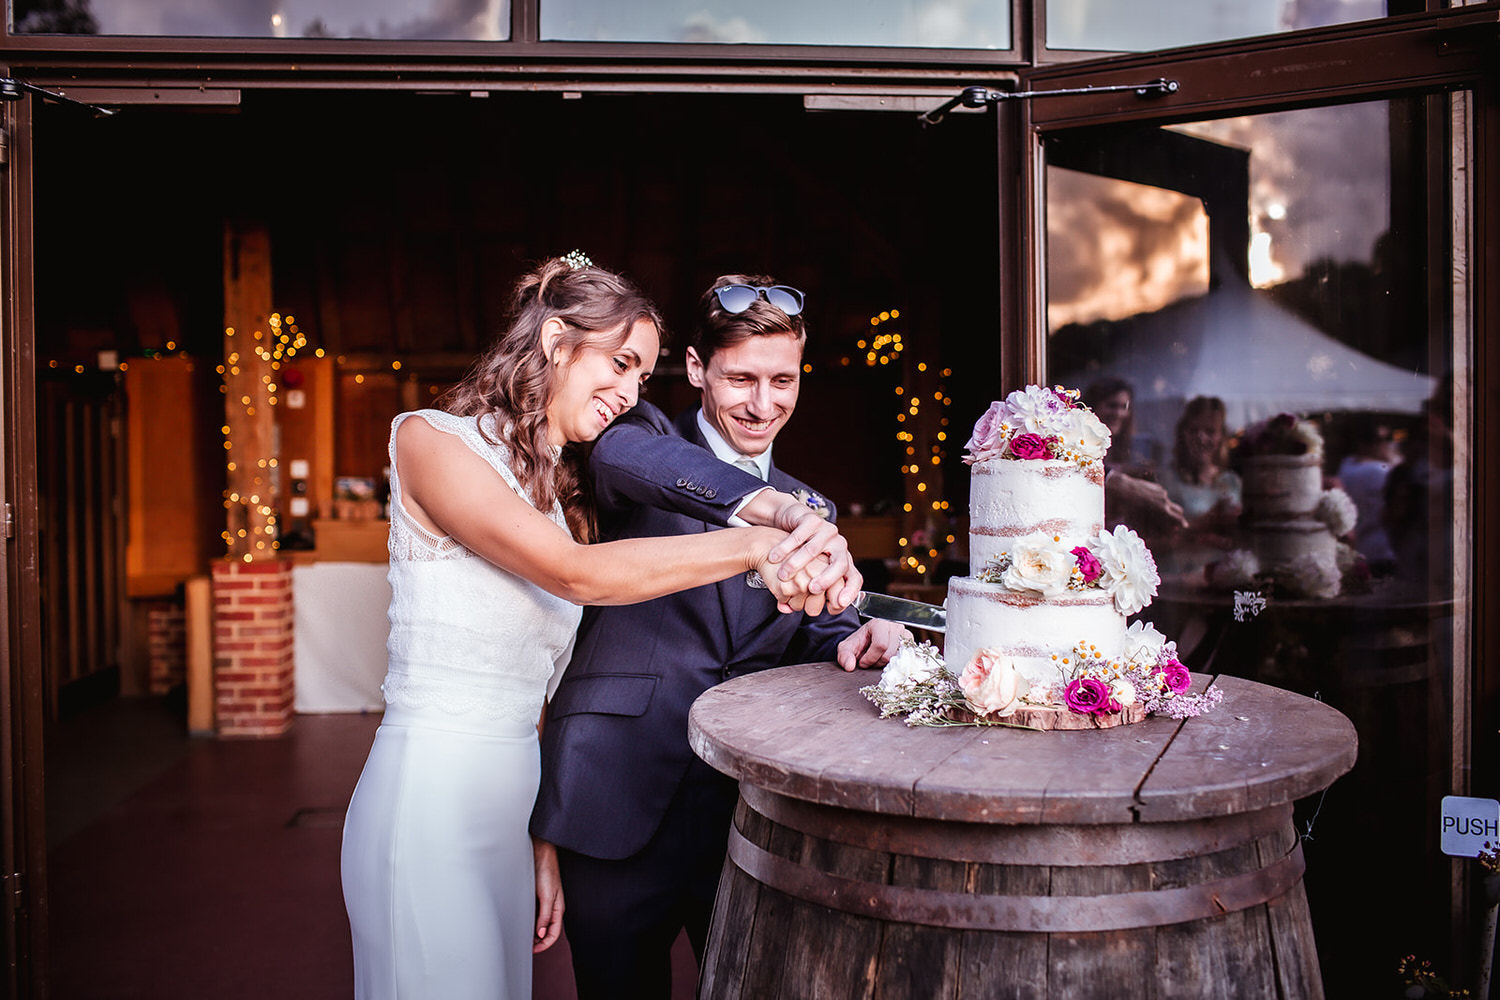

{"left": 841, "top": 308, "right": 954, "bottom": 579}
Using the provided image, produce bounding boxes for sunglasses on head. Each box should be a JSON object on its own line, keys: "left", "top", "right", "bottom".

{"left": 715, "top": 283, "right": 805, "bottom": 317}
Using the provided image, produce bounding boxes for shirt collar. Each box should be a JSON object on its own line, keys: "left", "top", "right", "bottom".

{"left": 696, "top": 410, "right": 772, "bottom": 479}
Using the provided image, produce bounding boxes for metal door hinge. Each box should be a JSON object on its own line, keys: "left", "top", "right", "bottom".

{"left": 4, "top": 503, "right": 12, "bottom": 538}
{"left": 2, "top": 872, "right": 23, "bottom": 911}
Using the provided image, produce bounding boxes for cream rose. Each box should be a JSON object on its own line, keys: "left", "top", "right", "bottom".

{"left": 958, "top": 648, "right": 1028, "bottom": 717}
{"left": 1001, "top": 534, "right": 1074, "bottom": 597}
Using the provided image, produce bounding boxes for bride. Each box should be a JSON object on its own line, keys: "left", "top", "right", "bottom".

{"left": 340, "top": 253, "right": 852, "bottom": 999}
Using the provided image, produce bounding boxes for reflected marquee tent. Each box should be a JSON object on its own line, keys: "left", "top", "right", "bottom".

{"left": 1054, "top": 280, "right": 1438, "bottom": 436}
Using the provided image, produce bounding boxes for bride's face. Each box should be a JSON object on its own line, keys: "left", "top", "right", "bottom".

{"left": 545, "top": 318, "right": 660, "bottom": 447}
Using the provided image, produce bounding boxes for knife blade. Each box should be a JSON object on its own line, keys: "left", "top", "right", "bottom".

{"left": 853, "top": 591, "right": 947, "bottom": 632}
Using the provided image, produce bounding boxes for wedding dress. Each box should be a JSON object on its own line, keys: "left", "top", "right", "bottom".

{"left": 342, "top": 410, "right": 581, "bottom": 999}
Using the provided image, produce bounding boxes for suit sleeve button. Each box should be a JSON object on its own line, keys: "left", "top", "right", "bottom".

{"left": 706, "top": 489, "right": 717, "bottom": 499}
{"left": 676, "top": 478, "right": 688, "bottom": 488}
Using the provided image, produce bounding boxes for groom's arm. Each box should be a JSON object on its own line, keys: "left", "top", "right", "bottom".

{"left": 591, "top": 403, "right": 860, "bottom": 608}
{"left": 590, "top": 402, "right": 767, "bottom": 525}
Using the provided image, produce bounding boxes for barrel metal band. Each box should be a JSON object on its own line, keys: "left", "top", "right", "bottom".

{"left": 727, "top": 826, "right": 1306, "bottom": 933}
{"left": 741, "top": 785, "right": 1290, "bottom": 868}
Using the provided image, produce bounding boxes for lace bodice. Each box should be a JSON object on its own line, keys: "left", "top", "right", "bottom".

{"left": 382, "top": 410, "right": 581, "bottom": 724}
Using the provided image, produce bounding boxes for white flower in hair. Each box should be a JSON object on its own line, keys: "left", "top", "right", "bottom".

{"left": 561, "top": 249, "right": 593, "bottom": 270}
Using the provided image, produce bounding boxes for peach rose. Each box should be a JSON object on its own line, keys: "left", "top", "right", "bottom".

{"left": 958, "top": 648, "right": 1028, "bottom": 717}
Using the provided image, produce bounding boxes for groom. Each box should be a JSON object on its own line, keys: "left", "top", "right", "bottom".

{"left": 532, "top": 274, "right": 908, "bottom": 998}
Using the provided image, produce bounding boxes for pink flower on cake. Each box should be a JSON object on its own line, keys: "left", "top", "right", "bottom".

{"left": 1002, "top": 535, "right": 1075, "bottom": 597}
{"left": 1090, "top": 524, "right": 1161, "bottom": 617}
{"left": 958, "top": 648, "right": 1027, "bottom": 717}
{"left": 1063, "top": 676, "right": 1111, "bottom": 715}
{"left": 1070, "top": 546, "right": 1103, "bottom": 583}
{"left": 963, "top": 401, "right": 1008, "bottom": 463}
{"left": 1161, "top": 659, "right": 1192, "bottom": 694}
{"left": 1009, "top": 433, "right": 1052, "bottom": 460}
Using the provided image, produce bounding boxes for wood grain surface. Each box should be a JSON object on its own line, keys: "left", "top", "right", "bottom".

{"left": 689, "top": 664, "right": 1357, "bottom": 825}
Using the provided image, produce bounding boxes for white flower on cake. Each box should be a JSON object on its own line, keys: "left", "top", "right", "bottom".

{"left": 1122, "top": 620, "right": 1168, "bottom": 664}
{"left": 1070, "top": 408, "right": 1112, "bottom": 461}
{"left": 1335, "top": 541, "right": 1360, "bottom": 575}
{"left": 878, "top": 639, "right": 946, "bottom": 691}
{"left": 957, "top": 648, "right": 1028, "bottom": 717}
{"left": 1004, "top": 385, "right": 1068, "bottom": 435}
{"left": 1001, "top": 534, "right": 1076, "bottom": 597}
{"left": 1214, "top": 549, "right": 1261, "bottom": 589}
{"left": 1090, "top": 524, "right": 1160, "bottom": 616}
{"left": 1315, "top": 487, "right": 1358, "bottom": 538}
{"left": 1284, "top": 550, "right": 1341, "bottom": 599}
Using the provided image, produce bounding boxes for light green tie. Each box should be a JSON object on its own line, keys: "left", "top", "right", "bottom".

{"left": 734, "top": 457, "right": 764, "bottom": 480}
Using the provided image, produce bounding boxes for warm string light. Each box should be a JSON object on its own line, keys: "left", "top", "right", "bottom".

{"left": 846, "top": 310, "right": 956, "bottom": 579}
{"left": 221, "top": 311, "right": 311, "bottom": 561}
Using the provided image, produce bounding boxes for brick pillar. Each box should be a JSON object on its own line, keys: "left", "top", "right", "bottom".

{"left": 146, "top": 603, "right": 187, "bottom": 695}
{"left": 212, "top": 560, "right": 294, "bottom": 737}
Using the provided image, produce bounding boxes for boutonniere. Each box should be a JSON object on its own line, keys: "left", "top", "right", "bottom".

{"left": 792, "top": 488, "right": 831, "bottom": 520}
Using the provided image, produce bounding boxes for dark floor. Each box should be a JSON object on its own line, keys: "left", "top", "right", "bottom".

{"left": 44, "top": 698, "right": 697, "bottom": 999}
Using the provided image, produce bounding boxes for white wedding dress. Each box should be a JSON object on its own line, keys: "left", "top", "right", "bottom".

{"left": 341, "top": 410, "right": 581, "bottom": 999}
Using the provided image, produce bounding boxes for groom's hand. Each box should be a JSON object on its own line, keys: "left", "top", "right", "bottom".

{"left": 836, "top": 620, "right": 912, "bottom": 671}
{"left": 763, "top": 502, "right": 860, "bottom": 613}
{"left": 532, "top": 838, "right": 565, "bottom": 953}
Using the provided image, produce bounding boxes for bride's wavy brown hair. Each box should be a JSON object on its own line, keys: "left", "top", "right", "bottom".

{"left": 441, "top": 257, "right": 663, "bottom": 541}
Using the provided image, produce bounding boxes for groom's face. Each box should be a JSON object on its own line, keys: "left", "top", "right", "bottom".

{"left": 687, "top": 332, "right": 803, "bottom": 457}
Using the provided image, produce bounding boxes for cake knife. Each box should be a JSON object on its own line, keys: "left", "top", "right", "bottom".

{"left": 852, "top": 591, "right": 947, "bottom": 632}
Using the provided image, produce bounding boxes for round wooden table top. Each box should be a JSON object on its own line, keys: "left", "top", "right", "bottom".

{"left": 688, "top": 665, "right": 1358, "bottom": 826}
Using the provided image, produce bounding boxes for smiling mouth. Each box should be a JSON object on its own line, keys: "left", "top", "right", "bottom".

{"left": 734, "top": 416, "right": 773, "bottom": 433}
{"left": 593, "top": 399, "right": 615, "bottom": 425}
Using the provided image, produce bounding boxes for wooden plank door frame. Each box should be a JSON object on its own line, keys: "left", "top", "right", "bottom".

{"left": 2, "top": 89, "right": 49, "bottom": 999}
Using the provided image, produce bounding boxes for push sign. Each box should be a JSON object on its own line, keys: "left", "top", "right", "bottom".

{"left": 1440, "top": 796, "right": 1499, "bottom": 857}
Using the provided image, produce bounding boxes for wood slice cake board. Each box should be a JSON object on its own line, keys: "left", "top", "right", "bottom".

{"left": 949, "top": 700, "right": 1148, "bottom": 730}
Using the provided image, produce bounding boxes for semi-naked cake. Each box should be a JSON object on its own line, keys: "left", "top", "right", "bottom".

{"left": 935, "top": 385, "right": 1181, "bottom": 727}
{"left": 944, "top": 457, "right": 1127, "bottom": 695}
{"left": 866, "top": 386, "right": 1221, "bottom": 730}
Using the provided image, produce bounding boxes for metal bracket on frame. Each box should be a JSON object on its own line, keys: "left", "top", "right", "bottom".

{"left": 918, "top": 78, "right": 1178, "bottom": 126}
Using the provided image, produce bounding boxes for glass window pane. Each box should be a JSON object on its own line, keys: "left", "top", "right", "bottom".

{"left": 1045, "top": 97, "right": 1463, "bottom": 995}
{"left": 1048, "top": 0, "right": 1385, "bottom": 51}
{"left": 541, "top": 0, "right": 1010, "bottom": 49}
{"left": 11, "top": 0, "right": 511, "bottom": 39}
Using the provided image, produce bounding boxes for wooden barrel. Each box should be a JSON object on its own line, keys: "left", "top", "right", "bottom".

{"left": 703, "top": 787, "right": 1319, "bottom": 999}
{"left": 690, "top": 666, "right": 1357, "bottom": 1000}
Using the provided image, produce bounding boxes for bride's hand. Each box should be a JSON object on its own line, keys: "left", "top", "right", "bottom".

{"left": 533, "top": 838, "right": 565, "bottom": 953}
{"left": 756, "top": 552, "right": 831, "bottom": 617}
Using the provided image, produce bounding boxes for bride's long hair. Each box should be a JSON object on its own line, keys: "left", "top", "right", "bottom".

{"left": 441, "top": 256, "right": 662, "bottom": 540}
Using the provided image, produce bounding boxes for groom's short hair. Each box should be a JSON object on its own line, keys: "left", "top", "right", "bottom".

{"left": 690, "top": 273, "right": 807, "bottom": 368}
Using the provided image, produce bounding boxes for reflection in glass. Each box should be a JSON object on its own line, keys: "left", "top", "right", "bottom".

{"left": 1046, "top": 98, "right": 1463, "bottom": 994}
{"left": 1048, "top": 0, "right": 1384, "bottom": 51}
{"left": 541, "top": 0, "right": 1010, "bottom": 49}
{"left": 11, "top": 0, "right": 511, "bottom": 39}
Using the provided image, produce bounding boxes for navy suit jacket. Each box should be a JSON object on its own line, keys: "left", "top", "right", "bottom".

{"left": 531, "top": 401, "right": 860, "bottom": 860}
